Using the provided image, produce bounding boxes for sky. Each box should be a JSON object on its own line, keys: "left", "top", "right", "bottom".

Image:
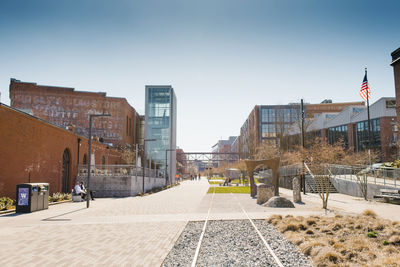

{"left": 0, "top": 0, "right": 399, "bottom": 151}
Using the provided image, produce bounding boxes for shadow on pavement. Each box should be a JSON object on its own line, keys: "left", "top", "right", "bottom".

{"left": 42, "top": 207, "right": 86, "bottom": 221}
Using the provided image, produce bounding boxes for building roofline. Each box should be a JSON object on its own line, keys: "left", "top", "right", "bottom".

{"left": 10, "top": 78, "right": 137, "bottom": 109}
{"left": 391, "top": 47, "right": 400, "bottom": 66}
{"left": 0, "top": 102, "right": 90, "bottom": 140}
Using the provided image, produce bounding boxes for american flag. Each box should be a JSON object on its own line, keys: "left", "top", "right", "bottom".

{"left": 360, "top": 71, "right": 371, "bottom": 102}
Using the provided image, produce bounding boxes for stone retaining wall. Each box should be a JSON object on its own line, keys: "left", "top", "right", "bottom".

{"left": 330, "top": 176, "right": 399, "bottom": 199}
{"left": 77, "top": 175, "right": 166, "bottom": 197}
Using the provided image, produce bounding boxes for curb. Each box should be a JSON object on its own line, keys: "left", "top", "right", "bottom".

{"left": 0, "top": 199, "right": 73, "bottom": 215}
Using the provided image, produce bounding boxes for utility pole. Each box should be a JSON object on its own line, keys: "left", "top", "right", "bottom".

{"left": 301, "top": 99, "right": 306, "bottom": 195}
{"left": 87, "top": 114, "right": 111, "bottom": 208}
{"left": 365, "top": 68, "right": 372, "bottom": 166}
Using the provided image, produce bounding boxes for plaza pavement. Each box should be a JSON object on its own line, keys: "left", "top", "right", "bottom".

{"left": 1, "top": 178, "right": 400, "bottom": 266}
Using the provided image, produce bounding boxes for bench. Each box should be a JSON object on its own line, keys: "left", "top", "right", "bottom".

{"left": 374, "top": 189, "right": 400, "bottom": 203}
{"left": 71, "top": 189, "right": 84, "bottom": 202}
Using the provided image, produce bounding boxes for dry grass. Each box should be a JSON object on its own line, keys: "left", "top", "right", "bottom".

{"left": 268, "top": 210, "right": 400, "bottom": 266}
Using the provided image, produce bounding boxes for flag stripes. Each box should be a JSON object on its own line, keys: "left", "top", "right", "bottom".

{"left": 360, "top": 72, "right": 371, "bottom": 102}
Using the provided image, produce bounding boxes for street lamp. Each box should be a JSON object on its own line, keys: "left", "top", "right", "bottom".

{"left": 87, "top": 113, "right": 111, "bottom": 208}
{"left": 165, "top": 149, "right": 175, "bottom": 186}
{"left": 143, "top": 138, "right": 157, "bottom": 193}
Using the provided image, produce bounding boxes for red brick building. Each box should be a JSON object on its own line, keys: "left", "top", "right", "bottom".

{"left": 0, "top": 103, "right": 123, "bottom": 198}
{"left": 239, "top": 101, "right": 363, "bottom": 158}
{"left": 392, "top": 47, "right": 400, "bottom": 151}
{"left": 9, "top": 79, "right": 140, "bottom": 149}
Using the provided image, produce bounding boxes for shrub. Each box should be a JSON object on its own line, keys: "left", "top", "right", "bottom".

{"left": 48, "top": 193, "right": 72, "bottom": 203}
{"left": 0, "top": 197, "right": 14, "bottom": 211}
{"left": 389, "top": 235, "right": 400, "bottom": 245}
{"left": 367, "top": 231, "right": 377, "bottom": 238}
{"left": 282, "top": 223, "right": 299, "bottom": 232}
{"left": 382, "top": 240, "right": 389, "bottom": 246}
{"left": 362, "top": 209, "right": 377, "bottom": 218}
{"left": 306, "top": 219, "right": 316, "bottom": 226}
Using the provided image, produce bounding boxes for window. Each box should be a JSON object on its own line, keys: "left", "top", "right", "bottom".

{"left": 386, "top": 100, "right": 396, "bottom": 109}
{"left": 129, "top": 118, "right": 131, "bottom": 136}
{"left": 328, "top": 125, "right": 348, "bottom": 148}
{"left": 126, "top": 116, "right": 129, "bottom": 136}
{"left": 356, "top": 119, "right": 380, "bottom": 151}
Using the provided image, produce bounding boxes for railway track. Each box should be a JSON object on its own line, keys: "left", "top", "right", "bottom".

{"left": 189, "top": 189, "right": 283, "bottom": 267}
{"left": 162, "top": 182, "right": 312, "bottom": 267}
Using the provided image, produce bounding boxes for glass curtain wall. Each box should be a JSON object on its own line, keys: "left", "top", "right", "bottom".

{"left": 356, "top": 119, "right": 381, "bottom": 151}
{"left": 328, "top": 125, "right": 349, "bottom": 148}
{"left": 145, "top": 86, "right": 174, "bottom": 178}
{"left": 260, "top": 106, "right": 300, "bottom": 140}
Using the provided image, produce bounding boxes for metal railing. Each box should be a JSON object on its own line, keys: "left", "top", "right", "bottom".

{"left": 278, "top": 163, "right": 400, "bottom": 188}
{"left": 279, "top": 164, "right": 302, "bottom": 177}
{"left": 324, "top": 164, "right": 400, "bottom": 188}
{"left": 77, "top": 164, "right": 165, "bottom": 178}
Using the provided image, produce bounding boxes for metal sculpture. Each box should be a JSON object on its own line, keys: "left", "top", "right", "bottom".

{"left": 244, "top": 158, "right": 280, "bottom": 197}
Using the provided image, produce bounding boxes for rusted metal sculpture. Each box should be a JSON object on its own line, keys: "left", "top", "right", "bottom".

{"left": 244, "top": 158, "right": 280, "bottom": 197}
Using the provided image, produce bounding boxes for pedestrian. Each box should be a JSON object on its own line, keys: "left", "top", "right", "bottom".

{"left": 198, "top": 173, "right": 201, "bottom": 181}
{"left": 80, "top": 181, "right": 95, "bottom": 200}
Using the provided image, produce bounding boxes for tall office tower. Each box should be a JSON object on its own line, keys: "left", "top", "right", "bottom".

{"left": 145, "top": 85, "right": 177, "bottom": 183}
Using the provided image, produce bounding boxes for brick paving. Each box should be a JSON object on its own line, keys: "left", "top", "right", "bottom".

{"left": 1, "top": 179, "right": 400, "bottom": 266}
{"left": 0, "top": 180, "right": 209, "bottom": 267}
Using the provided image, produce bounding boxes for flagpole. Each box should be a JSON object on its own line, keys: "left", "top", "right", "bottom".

{"left": 365, "top": 67, "right": 372, "bottom": 165}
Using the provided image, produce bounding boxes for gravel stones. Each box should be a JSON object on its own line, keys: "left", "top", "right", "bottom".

{"left": 254, "top": 220, "right": 312, "bottom": 267}
{"left": 162, "top": 221, "right": 203, "bottom": 267}
{"left": 197, "top": 220, "right": 277, "bottom": 266}
{"left": 163, "top": 219, "right": 311, "bottom": 267}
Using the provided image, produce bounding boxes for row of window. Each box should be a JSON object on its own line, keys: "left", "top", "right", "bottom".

{"left": 261, "top": 108, "right": 300, "bottom": 124}
{"left": 81, "top": 154, "right": 106, "bottom": 165}
{"left": 328, "top": 125, "right": 348, "bottom": 148}
{"left": 327, "top": 119, "right": 381, "bottom": 151}
{"left": 356, "top": 119, "right": 381, "bottom": 150}
{"left": 261, "top": 123, "right": 291, "bottom": 138}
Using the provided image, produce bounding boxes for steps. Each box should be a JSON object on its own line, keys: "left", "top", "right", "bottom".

{"left": 305, "top": 174, "right": 338, "bottom": 193}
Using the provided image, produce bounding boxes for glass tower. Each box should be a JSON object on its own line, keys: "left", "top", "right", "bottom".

{"left": 145, "top": 85, "right": 177, "bottom": 182}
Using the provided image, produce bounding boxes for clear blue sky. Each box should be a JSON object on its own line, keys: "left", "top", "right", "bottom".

{"left": 0, "top": 0, "right": 399, "bottom": 151}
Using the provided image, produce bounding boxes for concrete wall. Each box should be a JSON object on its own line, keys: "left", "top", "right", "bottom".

{"left": 77, "top": 175, "right": 166, "bottom": 198}
{"left": 330, "top": 176, "right": 399, "bottom": 199}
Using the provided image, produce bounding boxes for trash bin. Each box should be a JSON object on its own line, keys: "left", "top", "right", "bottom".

{"left": 16, "top": 183, "right": 49, "bottom": 213}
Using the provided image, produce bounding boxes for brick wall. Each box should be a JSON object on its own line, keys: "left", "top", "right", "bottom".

{"left": 9, "top": 79, "right": 140, "bottom": 148}
{"left": 380, "top": 117, "right": 396, "bottom": 161}
{"left": 393, "top": 60, "right": 400, "bottom": 154}
{"left": 0, "top": 104, "right": 123, "bottom": 198}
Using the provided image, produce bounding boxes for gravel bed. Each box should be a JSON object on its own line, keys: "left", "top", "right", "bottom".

{"left": 162, "top": 221, "right": 204, "bottom": 267}
{"left": 197, "top": 220, "right": 277, "bottom": 267}
{"left": 253, "top": 220, "right": 312, "bottom": 267}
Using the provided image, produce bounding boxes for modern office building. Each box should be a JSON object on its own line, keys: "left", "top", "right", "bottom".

{"left": 285, "top": 98, "right": 397, "bottom": 161}
{"left": 145, "top": 85, "right": 177, "bottom": 183}
{"left": 239, "top": 100, "right": 364, "bottom": 158}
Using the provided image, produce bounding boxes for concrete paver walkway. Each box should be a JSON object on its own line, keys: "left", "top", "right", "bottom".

{"left": 1, "top": 178, "right": 400, "bottom": 266}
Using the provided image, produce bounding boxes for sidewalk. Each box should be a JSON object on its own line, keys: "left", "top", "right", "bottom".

{"left": 0, "top": 180, "right": 209, "bottom": 267}
{"left": 1, "top": 179, "right": 399, "bottom": 266}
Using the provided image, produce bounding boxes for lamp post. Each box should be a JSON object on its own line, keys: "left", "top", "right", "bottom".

{"left": 165, "top": 149, "right": 175, "bottom": 186}
{"left": 87, "top": 114, "right": 111, "bottom": 208}
{"left": 142, "top": 138, "right": 157, "bottom": 193}
{"left": 77, "top": 138, "right": 81, "bottom": 176}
